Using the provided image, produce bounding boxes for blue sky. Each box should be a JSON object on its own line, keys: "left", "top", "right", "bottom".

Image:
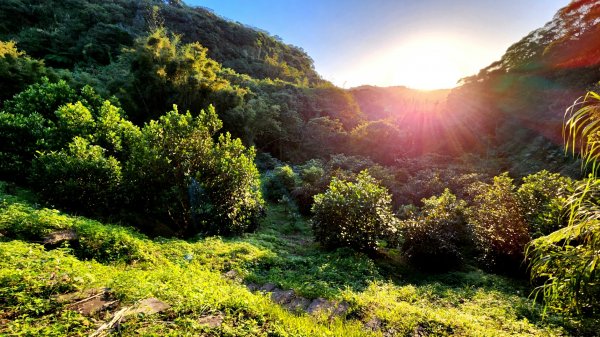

{"left": 188, "top": 0, "right": 568, "bottom": 89}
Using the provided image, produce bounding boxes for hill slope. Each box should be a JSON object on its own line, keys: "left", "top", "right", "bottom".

{"left": 0, "top": 183, "right": 586, "bottom": 336}
{"left": 446, "top": 0, "right": 600, "bottom": 175}
{"left": 0, "top": 0, "right": 321, "bottom": 84}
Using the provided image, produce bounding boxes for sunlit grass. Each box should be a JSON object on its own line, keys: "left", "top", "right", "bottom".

{"left": 0, "top": 184, "right": 591, "bottom": 336}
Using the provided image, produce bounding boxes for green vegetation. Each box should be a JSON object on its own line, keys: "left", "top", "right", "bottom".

{"left": 0, "top": 0, "right": 598, "bottom": 335}
{"left": 401, "top": 189, "right": 469, "bottom": 271}
{"left": 1, "top": 186, "right": 594, "bottom": 336}
{"left": 311, "top": 171, "right": 399, "bottom": 252}
{"left": 468, "top": 174, "right": 530, "bottom": 273}
{"left": 526, "top": 91, "right": 600, "bottom": 316}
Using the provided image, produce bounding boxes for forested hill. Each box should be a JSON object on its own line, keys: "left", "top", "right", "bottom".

{"left": 0, "top": 0, "right": 321, "bottom": 84}
{"left": 445, "top": 0, "right": 600, "bottom": 176}
{"left": 1, "top": 0, "right": 599, "bottom": 172}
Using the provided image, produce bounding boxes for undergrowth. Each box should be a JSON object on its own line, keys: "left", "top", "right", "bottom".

{"left": 0, "top": 182, "right": 595, "bottom": 336}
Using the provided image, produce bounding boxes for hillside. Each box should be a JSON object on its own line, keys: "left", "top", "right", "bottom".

{"left": 349, "top": 86, "right": 450, "bottom": 121}
{"left": 445, "top": 0, "right": 600, "bottom": 176}
{"left": 0, "top": 1, "right": 599, "bottom": 335}
{"left": 0, "top": 0, "right": 321, "bottom": 84}
{"left": 0, "top": 183, "right": 589, "bottom": 336}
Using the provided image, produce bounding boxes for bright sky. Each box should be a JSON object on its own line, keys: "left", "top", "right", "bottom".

{"left": 189, "top": 0, "right": 568, "bottom": 90}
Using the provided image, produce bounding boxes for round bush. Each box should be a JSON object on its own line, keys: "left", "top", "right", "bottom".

{"left": 30, "top": 137, "right": 122, "bottom": 216}
{"left": 517, "top": 170, "right": 573, "bottom": 238}
{"left": 263, "top": 165, "right": 298, "bottom": 202}
{"left": 402, "top": 189, "right": 469, "bottom": 271}
{"left": 311, "top": 170, "right": 399, "bottom": 252}
{"left": 469, "top": 173, "right": 530, "bottom": 272}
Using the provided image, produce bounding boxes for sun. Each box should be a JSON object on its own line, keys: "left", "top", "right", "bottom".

{"left": 390, "top": 39, "right": 465, "bottom": 90}
{"left": 349, "top": 35, "right": 477, "bottom": 90}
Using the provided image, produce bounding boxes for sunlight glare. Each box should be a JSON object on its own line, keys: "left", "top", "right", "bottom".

{"left": 349, "top": 35, "right": 482, "bottom": 90}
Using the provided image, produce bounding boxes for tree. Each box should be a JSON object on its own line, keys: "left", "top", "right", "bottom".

{"left": 126, "top": 28, "right": 231, "bottom": 123}
{"left": 0, "top": 40, "right": 47, "bottom": 103}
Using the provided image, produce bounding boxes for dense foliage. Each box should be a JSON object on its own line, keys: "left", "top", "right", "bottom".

{"left": 517, "top": 170, "right": 573, "bottom": 238}
{"left": 311, "top": 170, "right": 399, "bottom": 252}
{"left": 0, "top": 0, "right": 598, "bottom": 326}
{"left": 401, "top": 189, "right": 469, "bottom": 270}
{"left": 468, "top": 173, "right": 530, "bottom": 272}
{"left": 0, "top": 40, "right": 47, "bottom": 102}
{"left": 526, "top": 91, "right": 600, "bottom": 315}
{"left": 0, "top": 75, "right": 263, "bottom": 236}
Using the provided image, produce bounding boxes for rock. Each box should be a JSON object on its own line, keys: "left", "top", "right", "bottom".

{"left": 332, "top": 301, "right": 350, "bottom": 317}
{"left": 65, "top": 289, "right": 117, "bottom": 316}
{"left": 44, "top": 229, "right": 78, "bottom": 245}
{"left": 271, "top": 289, "right": 295, "bottom": 304}
{"left": 260, "top": 283, "right": 277, "bottom": 292}
{"left": 198, "top": 314, "right": 224, "bottom": 328}
{"left": 246, "top": 283, "right": 259, "bottom": 292}
{"left": 306, "top": 298, "right": 331, "bottom": 315}
{"left": 223, "top": 270, "right": 240, "bottom": 280}
{"left": 284, "top": 297, "right": 311, "bottom": 312}
{"left": 126, "top": 298, "right": 170, "bottom": 316}
{"left": 364, "top": 317, "right": 383, "bottom": 331}
{"left": 307, "top": 298, "right": 349, "bottom": 317}
{"left": 56, "top": 288, "right": 106, "bottom": 304}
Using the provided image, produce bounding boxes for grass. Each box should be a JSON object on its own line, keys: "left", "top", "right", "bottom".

{"left": 0, "top": 183, "right": 595, "bottom": 336}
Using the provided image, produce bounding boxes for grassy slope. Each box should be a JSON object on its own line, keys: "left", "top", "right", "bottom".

{"left": 0, "top": 182, "right": 591, "bottom": 336}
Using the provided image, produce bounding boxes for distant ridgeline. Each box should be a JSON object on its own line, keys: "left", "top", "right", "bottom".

{"left": 1, "top": 0, "right": 600, "bottom": 174}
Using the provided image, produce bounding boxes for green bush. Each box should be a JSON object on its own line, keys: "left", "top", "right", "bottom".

{"left": 311, "top": 170, "right": 399, "bottom": 252}
{"left": 263, "top": 165, "right": 298, "bottom": 202}
{"left": 0, "top": 80, "right": 106, "bottom": 181}
{"left": 401, "top": 189, "right": 469, "bottom": 271}
{"left": 125, "top": 105, "right": 264, "bottom": 236}
{"left": 299, "top": 160, "right": 325, "bottom": 185}
{"left": 291, "top": 160, "right": 327, "bottom": 215}
{"left": 30, "top": 137, "right": 123, "bottom": 216}
{"left": 468, "top": 173, "right": 530, "bottom": 272}
{"left": 527, "top": 177, "right": 600, "bottom": 315}
{"left": 517, "top": 170, "right": 573, "bottom": 238}
{"left": 193, "top": 133, "right": 264, "bottom": 235}
{"left": 0, "top": 111, "right": 46, "bottom": 181}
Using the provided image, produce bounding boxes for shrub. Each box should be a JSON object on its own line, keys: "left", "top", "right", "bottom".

{"left": 517, "top": 170, "right": 573, "bottom": 238}
{"left": 291, "top": 160, "right": 327, "bottom": 215}
{"left": 401, "top": 189, "right": 469, "bottom": 271}
{"left": 311, "top": 170, "right": 399, "bottom": 252}
{"left": 255, "top": 152, "right": 280, "bottom": 172}
{"left": 125, "top": 105, "right": 264, "bottom": 236}
{"left": 298, "top": 159, "right": 325, "bottom": 185}
{"left": 193, "top": 133, "right": 264, "bottom": 235}
{"left": 263, "top": 165, "right": 298, "bottom": 202}
{"left": 0, "top": 111, "right": 46, "bottom": 181}
{"left": 30, "top": 137, "right": 123, "bottom": 216}
{"left": 0, "top": 80, "right": 107, "bottom": 181}
{"left": 468, "top": 173, "right": 530, "bottom": 272}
